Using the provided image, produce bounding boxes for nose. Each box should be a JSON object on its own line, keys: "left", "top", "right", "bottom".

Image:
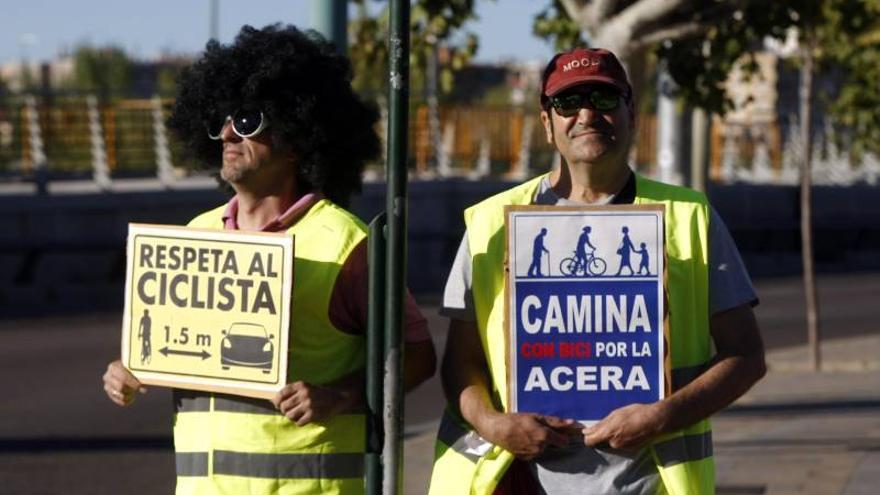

{"left": 219, "top": 118, "right": 240, "bottom": 142}
{"left": 576, "top": 105, "right": 600, "bottom": 123}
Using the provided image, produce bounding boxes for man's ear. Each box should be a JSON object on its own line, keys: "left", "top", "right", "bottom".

{"left": 540, "top": 110, "right": 554, "bottom": 144}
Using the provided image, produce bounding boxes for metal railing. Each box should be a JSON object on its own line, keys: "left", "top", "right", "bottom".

{"left": 0, "top": 94, "right": 212, "bottom": 193}
{"left": 1, "top": 95, "right": 876, "bottom": 193}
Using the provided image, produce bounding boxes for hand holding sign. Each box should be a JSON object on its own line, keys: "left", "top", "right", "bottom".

{"left": 272, "top": 380, "right": 361, "bottom": 426}
{"left": 103, "top": 360, "right": 147, "bottom": 407}
{"left": 477, "top": 410, "right": 578, "bottom": 460}
{"left": 583, "top": 402, "right": 667, "bottom": 451}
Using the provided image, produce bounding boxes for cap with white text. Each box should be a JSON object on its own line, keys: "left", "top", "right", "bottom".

{"left": 541, "top": 48, "right": 631, "bottom": 102}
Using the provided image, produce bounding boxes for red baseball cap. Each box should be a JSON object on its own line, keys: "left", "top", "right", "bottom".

{"left": 541, "top": 48, "right": 631, "bottom": 101}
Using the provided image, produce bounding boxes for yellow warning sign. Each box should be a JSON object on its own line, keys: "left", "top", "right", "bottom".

{"left": 121, "top": 223, "right": 294, "bottom": 399}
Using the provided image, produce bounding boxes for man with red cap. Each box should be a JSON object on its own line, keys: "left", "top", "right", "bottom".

{"left": 429, "top": 48, "right": 766, "bottom": 494}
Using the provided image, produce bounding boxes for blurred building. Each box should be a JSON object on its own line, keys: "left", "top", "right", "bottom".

{"left": 0, "top": 57, "right": 75, "bottom": 94}
{"left": 0, "top": 54, "right": 191, "bottom": 97}
{"left": 713, "top": 43, "right": 855, "bottom": 186}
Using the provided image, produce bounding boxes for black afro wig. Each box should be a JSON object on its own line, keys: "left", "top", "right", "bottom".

{"left": 168, "top": 24, "right": 381, "bottom": 206}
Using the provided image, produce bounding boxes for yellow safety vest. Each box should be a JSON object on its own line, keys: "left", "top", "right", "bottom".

{"left": 429, "top": 173, "right": 714, "bottom": 495}
{"left": 174, "top": 199, "right": 367, "bottom": 495}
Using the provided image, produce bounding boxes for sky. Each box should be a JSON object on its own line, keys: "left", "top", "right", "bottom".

{"left": 0, "top": 0, "right": 558, "bottom": 66}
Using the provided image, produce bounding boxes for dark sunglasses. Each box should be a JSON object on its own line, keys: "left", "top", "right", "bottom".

{"left": 549, "top": 87, "right": 623, "bottom": 117}
{"left": 206, "top": 109, "right": 269, "bottom": 140}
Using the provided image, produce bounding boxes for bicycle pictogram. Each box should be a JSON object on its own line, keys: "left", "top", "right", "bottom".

{"left": 559, "top": 250, "right": 607, "bottom": 277}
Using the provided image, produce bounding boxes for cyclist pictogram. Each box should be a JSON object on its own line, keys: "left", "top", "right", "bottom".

{"left": 559, "top": 250, "right": 607, "bottom": 277}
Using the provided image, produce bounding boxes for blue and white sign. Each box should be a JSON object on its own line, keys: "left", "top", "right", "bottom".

{"left": 505, "top": 205, "right": 667, "bottom": 424}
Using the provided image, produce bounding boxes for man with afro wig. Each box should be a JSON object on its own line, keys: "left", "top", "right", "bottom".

{"left": 102, "top": 24, "right": 436, "bottom": 495}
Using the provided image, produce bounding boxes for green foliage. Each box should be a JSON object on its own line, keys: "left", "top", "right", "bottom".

{"left": 72, "top": 44, "right": 132, "bottom": 100}
{"left": 653, "top": 3, "right": 800, "bottom": 114}
{"left": 413, "top": 0, "right": 476, "bottom": 39}
{"left": 659, "top": 2, "right": 798, "bottom": 114}
{"left": 533, "top": 0, "right": 584, "bottom": 51}
{"left": 409, "top": 0, "right": 479, "bottom": 97}
{"left": 529, "top": 0, "right": 880, "bottom": 158}
{"left": 530, "top": 1, "right": 800, "bottom": 114}
{"left": 349, "top": 1, "right": 390, "bottom": 98}
{"left": 480, "top": 84, "right": 512, "bottom": 106}
{"left": 18, "top": 64, "right": 38, "bottom": 93}
{"left": 348, "top": 0, "right": 480, "bottom": 101}
{"left": 809, "top": 0, "right": 880, "bottom": 157}
{"left": 156, "top": 67, "right": 180, "bottom": 97}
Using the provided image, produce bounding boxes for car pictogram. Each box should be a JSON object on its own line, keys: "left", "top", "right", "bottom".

{"left": 220, "top": 322, "right": 274, "bottom": 373}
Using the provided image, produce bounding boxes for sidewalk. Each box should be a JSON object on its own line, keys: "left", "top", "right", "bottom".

{"left": 713, "top": 334, "right": 880, "bottom": 495}
{"left": 403, "top": 334, "right": 880, "bottom": 495}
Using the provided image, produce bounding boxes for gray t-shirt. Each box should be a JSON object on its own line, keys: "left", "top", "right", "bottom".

{"left": 440, "top": 175, "right": 757, "bottom": 495}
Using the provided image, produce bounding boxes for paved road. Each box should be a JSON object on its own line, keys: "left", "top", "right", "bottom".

{"left": 1, "top": 273, "right": 878, "bottom": 494}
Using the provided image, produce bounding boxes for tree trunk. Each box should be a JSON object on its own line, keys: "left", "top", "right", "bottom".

{"left": 656, "top": 59, "right": 683, "bottom": 184}
{"left": 690, "top": 107, "right": 709, "bottom": 192}
{"left": 799, "top": 44, "right": 821, "bottom": 372}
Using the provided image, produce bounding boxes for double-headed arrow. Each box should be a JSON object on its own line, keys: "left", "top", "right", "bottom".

{"left": 159, "top": 347, "right": 211, "bottom": 360}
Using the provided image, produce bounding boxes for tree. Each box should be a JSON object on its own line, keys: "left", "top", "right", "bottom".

{"left": 349, "top": 0, "right": 479, "bottom": 99}
{"left": 348, "top": 1, "right": 391, "bottom": 99}
{"left": 533, "top": 0, "right": 801, "bottom": 114}
{"left": 531, "top": 2, "right": 879, "bottom": 372}
{"left": 798, "top": 29, "right": 820, "bottom": 371}
{"left": 807, "top": 0, "right": 880, "bottom": 158}
{"left": 72, "top": 44, "right": 132, "bottom": 100}
{"left": 349, "top": 0, "right": 480, "bottom": 173}
{"left": 786, "top": 0, "right": 880, "bottom": 370}
{"left": 156, "top": 67, "right": 179, "bottom": 98}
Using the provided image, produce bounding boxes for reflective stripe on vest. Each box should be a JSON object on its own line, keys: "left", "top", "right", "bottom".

{"left": 176, "top": 450, "right": 364, "bottom": 479}
{"left": 175, "top": 390, "right": 289, "bottom": 415}
{"left": 654, "top": 431, "right": 713, "bottom": 467}
{"left": 436, "top": 410, "right": 481, "bottom": 463}
{"left": 176, "top": 200, "right": 368, "bottom": 495}
{"left": 176, "top": 452, "right": 209, "bottom": 477}
{"left": 430, "top": 173, "right": 715, "bottom": 495}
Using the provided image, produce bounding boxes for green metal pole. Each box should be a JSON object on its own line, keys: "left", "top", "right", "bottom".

{"left": 366, "top": 213, "right": 387, "bottom": 495}
{"left": 384, "top": 0, "right": 410, "bottom": 493}
{"left": 310, "top": 0, "right": 348, "bottom": 55}
{"left": 208, "top": 0, "right": 219, "bottom": 41}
